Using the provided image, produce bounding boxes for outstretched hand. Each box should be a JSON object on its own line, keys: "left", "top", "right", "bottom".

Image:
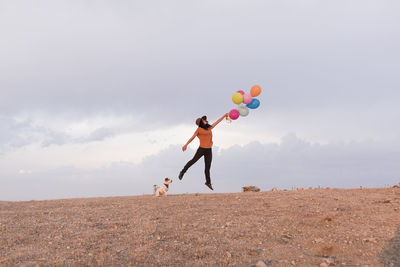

{"left": 211, "top": 113, "right": 230, "bottom": 129}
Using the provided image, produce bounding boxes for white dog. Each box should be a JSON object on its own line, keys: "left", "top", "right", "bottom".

{"left": 153, "top": 178, "right": 173, "bottom": 197}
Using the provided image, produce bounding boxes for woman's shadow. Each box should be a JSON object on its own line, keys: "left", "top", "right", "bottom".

{"left": 380, "top": 225, "right": 400, "bottom": 266}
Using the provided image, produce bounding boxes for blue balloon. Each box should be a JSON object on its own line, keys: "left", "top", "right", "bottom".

{"left": 246, "top": 98, "right": 260, "bottom": 109}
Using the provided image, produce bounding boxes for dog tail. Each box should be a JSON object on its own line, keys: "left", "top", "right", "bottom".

{"left": 153, "top": 184, "right": 157, "bottom": 194}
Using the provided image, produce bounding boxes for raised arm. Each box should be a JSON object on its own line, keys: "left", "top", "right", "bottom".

{"left": 211, "top": 113, "right": 229, "bottom": 129}
{"left": 182, "top": 129, "right": 199, "bottom": 151}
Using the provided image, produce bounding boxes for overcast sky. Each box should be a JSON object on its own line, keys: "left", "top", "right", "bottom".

{"left": 1, "top": 0, "right": 399, "bottom": 200}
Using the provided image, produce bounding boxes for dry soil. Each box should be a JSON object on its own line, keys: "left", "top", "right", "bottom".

{"left": 1, "top": 187, "right": 400, "bottom": 266}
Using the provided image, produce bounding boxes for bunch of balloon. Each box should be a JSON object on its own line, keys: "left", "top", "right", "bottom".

{"left": 228, "top": 85, "right": 262, "bottom": 122}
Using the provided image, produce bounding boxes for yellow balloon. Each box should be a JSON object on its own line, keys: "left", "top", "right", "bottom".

{"left": 232, "top": 93, "right": 243, "bottom": 104}
{"left": 250, "top": 85, "right": 262, "bottom": 97}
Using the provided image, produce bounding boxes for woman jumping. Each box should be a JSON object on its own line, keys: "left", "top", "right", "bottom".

{"left": 178, "top": 113, "right": 228, "bottom": 190}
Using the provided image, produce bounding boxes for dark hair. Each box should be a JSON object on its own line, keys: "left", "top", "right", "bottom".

{"left": 199, "top": 117, "right": 211, "bottom": 130}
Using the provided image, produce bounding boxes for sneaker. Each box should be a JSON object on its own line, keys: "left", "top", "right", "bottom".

{"left": 205, "top": 183, "right": 214, "bottom": 190}
{"left": 178, "top": 171, "right": 184, "bottom": 180}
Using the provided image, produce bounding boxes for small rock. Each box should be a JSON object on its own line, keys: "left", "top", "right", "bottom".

{"left": 282, "top": 233, "right": 294, "bottom": 239}
{"left": 256, "top": 261, "right": 267, "bottom": 267}
{"left": 281, "top": 233, "right": 294, "bottom": 243}
{"left": 383, "top": 199, "right": 391, "bottom": 203}
{"left": 291, "top": 260, "right": 296, "bottom": 265}
{"left": 314, "top": 238, "right": 324, "bottom": 244}
{"left": 242, "top": 186, "right": 260, "bottom": 192}
{"left": 271, "top": 187, "right": 278, "bottom": 192}
{"left": 325, "top": 258, "right": 336, "bottom": 266}
{"left": 320, "top": 263, "right": 328, "bottom": 267}
{"left": 248, "top": 249, "right": 263, "bottom": 256}
{"left": 225, "top": 252, "right": 232, "bottom": 259}
{"left": 362, "top": 237, "right": 377, "bottom": 243}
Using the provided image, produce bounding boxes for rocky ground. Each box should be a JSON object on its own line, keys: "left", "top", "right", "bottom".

{"left": 1, "top": 187, "right": 399, "bottom": 266}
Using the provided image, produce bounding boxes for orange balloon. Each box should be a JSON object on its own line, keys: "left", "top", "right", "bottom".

{"left": 250, "top": 85, "right": 262, "bottom": 97}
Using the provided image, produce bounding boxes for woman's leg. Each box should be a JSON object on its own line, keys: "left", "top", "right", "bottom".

{"left": 203, "top": 148, "right": 212, "bottom": 184}
{"left": 180, "top": 148, "right": 205, "bottom": 179}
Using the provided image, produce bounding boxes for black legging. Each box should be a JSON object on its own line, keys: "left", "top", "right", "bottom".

{"left": 181, "top": 147, "right": 212, "bottom": 184}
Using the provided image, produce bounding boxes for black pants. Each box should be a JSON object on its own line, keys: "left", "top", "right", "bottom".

{"left": 181, "top": 147, "right": 212, "bottom": 184}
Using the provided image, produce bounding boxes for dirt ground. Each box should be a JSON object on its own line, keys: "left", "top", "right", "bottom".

{"left": 1, "top": 187, "right": 399, "bottom": 266}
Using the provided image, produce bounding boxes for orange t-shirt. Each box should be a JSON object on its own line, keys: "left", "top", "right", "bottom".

{"left": 195, "top": 127, "right": 213, "bottom": 148}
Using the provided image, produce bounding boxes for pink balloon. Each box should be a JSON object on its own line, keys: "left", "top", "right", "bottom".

{"left": 236, "top": 90, "right": 245, "bottom": 95}
{"left": 229, "top": 109, "right": 240, "bottom": 120}
{"left": 242, "top": 93, "right": 253, "bottom": 104}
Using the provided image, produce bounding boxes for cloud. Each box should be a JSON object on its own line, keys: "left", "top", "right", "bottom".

{"left": 1, "top": 1, "right": 399, "bottom": 118}
{"left": 0, "top": 1, "right": 398, "bottom": 148}
{"left": 1, "top": 1, "right": 400, "bottom": 200}
{"left": 0, "top": 115, "right": 114, "bottom": 152}
{"left": 0, "top": 116, "right": 34, "bottom": 154}
{"left": 2, "top": 134, "right": 399, "bottom": 201}
{"left": 216, "top": 134, "right": 400, "bottom": 190}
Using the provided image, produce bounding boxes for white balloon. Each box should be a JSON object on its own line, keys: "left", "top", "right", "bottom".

{"left": 238, "top": 104, "right": 249, "bottom": 117}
